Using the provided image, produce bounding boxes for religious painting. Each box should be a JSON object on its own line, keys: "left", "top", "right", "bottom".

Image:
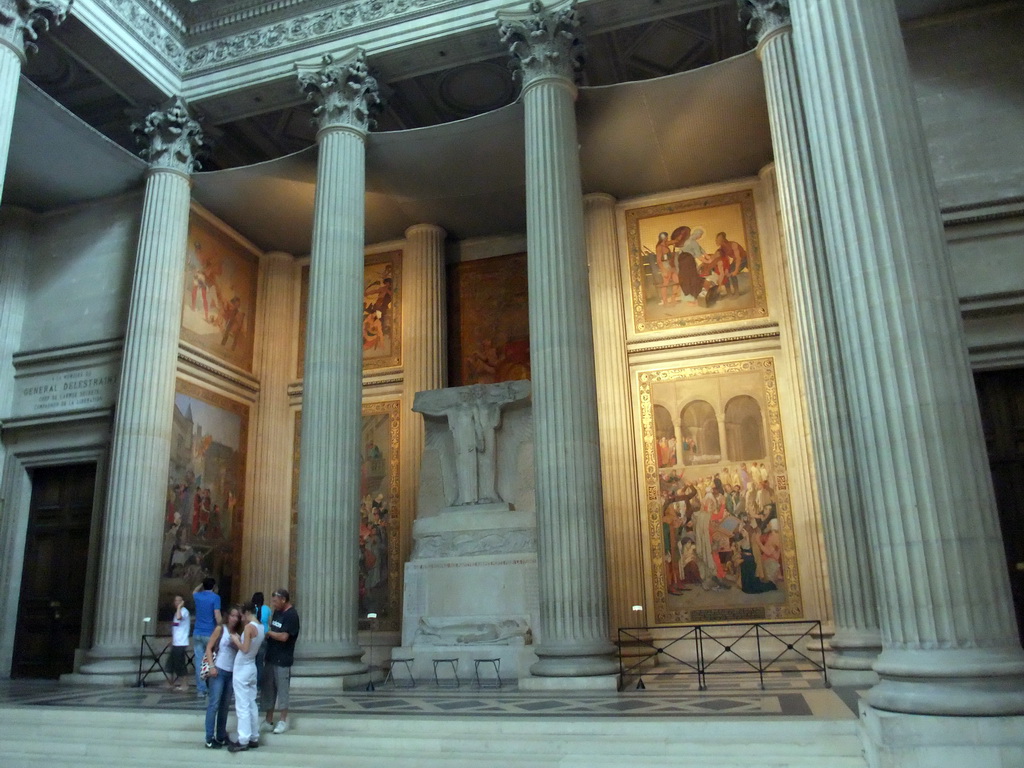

{"left": 160, "top": 381, "right": 248, "bottom": 620}
{"left": 297, "top": 251, "right": 403, "bottom": 377}
{"left": 291, "top": 400, "right": 401, "bottom": 630}
{"left": 638, "top": 357, "right": 801, "bottom": 624}
{"left": 625, "top": 189, "right": 768, "bottom": 334}
{"left": 448, "top": 252, "right": 530, "bottom": 386}
{"left": 181, "top": 212, "right": 259, "bottom": 371}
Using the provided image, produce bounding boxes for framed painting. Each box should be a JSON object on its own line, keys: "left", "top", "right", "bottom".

{"left": 160, "top": 380, "right": 248, "bottom": 619}
{"left": 638, "top": 357, "right": 801, "bottom": 624}
{"left": 625, "top": 189, "right": 767, "bottom": 334}
{"left": 181, "top": 212, "right": 259, "bottom": 371}
{"left": 448, "top": 252, "right": 531, "bottom": 386}
{"left": 291, "top": 400, "right": 402, "bottom": 630}
{"left": 297, "top": 251, "right": 403, "bottom": 377}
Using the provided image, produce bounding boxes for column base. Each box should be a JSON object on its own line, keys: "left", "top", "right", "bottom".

{"left": 828, "top": 628, "right": 882, "bottom": 685}
{"left": 292, "top": 640, "right": 368, "bottom": 679}
{"left": 868, "top": 647, "right": 1024, "bottom": 715}
{"left": 530, "top": 640, "right": 619, "bottom": 677}
{"left": 73, "top": 644, "right": 142, "bottom": 685}
{"left": 860, "top": 701, "right": 1024, "bottom": 768}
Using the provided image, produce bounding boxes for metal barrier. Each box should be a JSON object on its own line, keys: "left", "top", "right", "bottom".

{"left": 135, "top": 634, "right": 194, "bottom": 688}
{"left": 617, "top": 619, "right": 828, "bottom": 691}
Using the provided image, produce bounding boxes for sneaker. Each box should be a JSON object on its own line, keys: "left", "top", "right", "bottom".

{"left": 227, "top": 742, "right": 248, "bottom": 753}
{"left": 273, "top": 720, "right": 289, "bottom": 734}
{"left": 248, "top": 741, "right": 260, "bottom": 749}
{"left": 259, "top": 721, "right": 274, "bottom": 733}
{"left": 205, "top": 740, "right": 222, "bottom": 749}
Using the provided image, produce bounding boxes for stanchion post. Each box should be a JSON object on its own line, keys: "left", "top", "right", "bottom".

{"left": 365, "top": 612, "right": 377, "bottom": 691}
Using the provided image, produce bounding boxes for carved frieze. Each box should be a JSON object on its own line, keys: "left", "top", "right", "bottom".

{"left": 414, "top": 528, "right": 537, "bottom": 559}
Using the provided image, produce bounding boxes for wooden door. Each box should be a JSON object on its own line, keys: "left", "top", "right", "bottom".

{"left": 12, "top": 464, "right": 96, "bottom": 678}
{"left": 975, "top": 368, "right": 1024, "bottom": 638}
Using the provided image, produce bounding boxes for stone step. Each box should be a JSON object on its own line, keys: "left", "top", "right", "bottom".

{"left": 0, "top": 706, "right": 867, "bottom": 768}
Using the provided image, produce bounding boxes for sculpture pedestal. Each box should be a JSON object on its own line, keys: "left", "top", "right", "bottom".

{"left": 393, "top": 506, "right": 539, "bottom": 680}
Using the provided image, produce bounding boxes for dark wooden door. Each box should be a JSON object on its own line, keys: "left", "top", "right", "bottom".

{"left": 975, "top": 369, "right": 1024, "bottom": 638}
{"left": 12, "top": 463, "right": 96, "bottom": 678}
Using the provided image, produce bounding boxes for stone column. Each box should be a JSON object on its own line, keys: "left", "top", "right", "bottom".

{"left": 740, "top": 0, "right": 881, "bottom": 679}
{"left": 293, "top": 50, "right": 381, "bottom": 680}
{"left": 243, "top": 251, "right": 297, "bottom": 599}
{"left": 499, "top": 0, "right": 617, "bottom": 679}
{"left": 583, "top": 194, "right": 645, "bottom": 634}
{"left": 0, "top": 1, "right": 69, "bottom": 201}
{"left": 792, "top": 0, "right": 1024, "bottom": 715}
{"left": 80, "top": 99, "right": 202, "bottom": 678}
{"left": 0, "top": 208, "right": 31, "bottom": 472}
{"left": 401, "top": 224, "right": 447, "bottom": 550}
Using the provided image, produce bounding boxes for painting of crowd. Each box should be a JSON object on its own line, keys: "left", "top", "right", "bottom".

{"left": 644, "top": 363, "right": 796, "bottom": 619}
{"left": 162, "top": 387, "right": 246, "bottom": 618}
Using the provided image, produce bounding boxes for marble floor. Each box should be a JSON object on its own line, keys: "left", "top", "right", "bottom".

{"left": 0, "top": 669, "right": 863, "bottom": 720}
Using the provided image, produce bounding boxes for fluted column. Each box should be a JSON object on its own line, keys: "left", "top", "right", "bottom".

{"left": 243, "top": 251, "right": 297, "bottom": 599}
{"left": 401, "top": 224, "right": 447, "bottom": 540}
{"left": 499, "top": 1, "right": 616, "bottom": 678}
{"left": 293, "top": 50, "right": 381, "bottom": 679}
{"left": 793, "top": 0, "right": 1024, "bottom": 715}
{"left": 81, "top": 99, "right": 202, "bottom": 677}
{"left": 0, "top": 207, "right": 31, "bottom": 471}
{"left": 0, "top": 1, "right": 69, "bottom": 201}
{"left": 740, "top": 1, "right": 881, "bottom": 678}
{"left": 583, "top": 194, "right": 644, "bottom": 634}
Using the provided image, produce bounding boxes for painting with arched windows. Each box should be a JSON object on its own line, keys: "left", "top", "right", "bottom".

{"left": 638, "top": 358, "right": 801, "bottom": 624}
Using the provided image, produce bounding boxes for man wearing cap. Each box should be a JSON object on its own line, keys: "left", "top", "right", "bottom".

{"left": 259, "top": 589, "right": 300, "bottom": 734}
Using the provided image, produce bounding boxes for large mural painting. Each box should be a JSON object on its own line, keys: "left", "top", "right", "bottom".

{"left": 161, "top": 381, "right": 248, "bottom": 618}
{"left": 291, "top": 400, "right": 401, "bottom": 629}
{"left": 181, "top": 212, "right": 259, "bottom": 371}
{"left": 297, "top": 251, "right": 403, "bottom": 376}
{"left": 638, "top": 358, "right": 801, "bottom": 624}
{"left": 625, "top": 189, "right": 767, "bottom": 334}
{"left": 449, "top": 252, "right": 530, "bottom": 386}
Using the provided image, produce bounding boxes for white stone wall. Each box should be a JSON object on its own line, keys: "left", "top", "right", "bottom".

{"left": 20, "top": 193, "right": 142, "bottom": 353}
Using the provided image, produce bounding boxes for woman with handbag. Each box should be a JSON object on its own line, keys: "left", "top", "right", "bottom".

{"left": 202, "top": 605, "right": 241, "bottom": 749}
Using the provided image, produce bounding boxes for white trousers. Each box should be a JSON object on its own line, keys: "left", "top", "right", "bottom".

{"left": 232, "top": 663, "right": 259, "bottom": 744}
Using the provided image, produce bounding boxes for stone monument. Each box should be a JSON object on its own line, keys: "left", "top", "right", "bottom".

{"left": 392, "top": 381, "right": 539, "bottom": 681}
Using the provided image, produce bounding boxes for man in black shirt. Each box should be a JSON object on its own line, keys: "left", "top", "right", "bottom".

{"left": 259, "top": 588, "right": 300, "bottom": 734}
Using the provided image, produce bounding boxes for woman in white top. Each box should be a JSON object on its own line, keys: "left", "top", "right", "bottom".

{"left": 228, "top": 603, "right": 265, "bottom": 752}
{"left": 203, "top": 605, "right": 241, "bottom": 748}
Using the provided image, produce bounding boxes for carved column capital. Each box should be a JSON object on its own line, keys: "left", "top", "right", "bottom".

{"left": 738, "top": 0, "right": 791, "bottom": 47}
{"left": 498, "top": 0, "right": 585, "bottom": 91}
{"left": 296, "top": 49, "right": 382, "bottom": 136}
{"left": 0, "top": 0, "right": 70, "bottom": 59}
{"left": 131, "top": 96, "right": 204, "bottom": 174}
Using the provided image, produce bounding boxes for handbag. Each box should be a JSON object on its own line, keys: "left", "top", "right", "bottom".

{"left": 200, "top": 651, "right": 217, "bottom": 680}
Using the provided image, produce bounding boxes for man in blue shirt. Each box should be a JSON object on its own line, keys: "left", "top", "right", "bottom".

{"left": 192, "top": 577, "right": 222, "bottom": 697}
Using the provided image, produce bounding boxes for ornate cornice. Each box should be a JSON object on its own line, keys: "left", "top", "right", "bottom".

{"left": 131, "top": 96, "right": 204, "bottom": 173}
{"left": 498, "top": 0, "right": 585, "bottom": 89}
{"left": 738, "top": 0, "right": 791, "bottom": 46}
{"left": 183, "top": 0, "right": 446, "bottom": 73}
{"left": 0, "top": 0, "right": 70, "bottom": 58}
{"left": 296, "top": 49, "right": 382, "bottom": 134}
{"left": 107, "top": 0, "right": 186, "bottom": 68}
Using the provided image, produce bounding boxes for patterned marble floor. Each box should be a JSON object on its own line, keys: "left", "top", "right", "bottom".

{"left": 0, "top": 671, "right": 863, "bottom": 720}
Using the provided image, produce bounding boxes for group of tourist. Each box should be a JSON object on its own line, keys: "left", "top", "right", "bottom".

{"left": 166, "top": 579, "right": 301, "bottom": 752}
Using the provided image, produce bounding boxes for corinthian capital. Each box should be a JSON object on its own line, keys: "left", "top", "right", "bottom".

{"left": 296, "top": 49, "right": 382, "bottom": 135}
{"left": 131, "top": 97, "right": 204, "bottom": 174}
{"left": 498, "top": 0, "right": 585, "bottom": 89}
{"left": 738, "top": 0, "right": 791, "bottom": 45}
{"left": 0, "top": 0, "right": 71, "bottom": 58}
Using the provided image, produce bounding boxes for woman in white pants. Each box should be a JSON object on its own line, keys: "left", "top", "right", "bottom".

{"left": 228, "top": 603, "right": 265, "bottom": 753}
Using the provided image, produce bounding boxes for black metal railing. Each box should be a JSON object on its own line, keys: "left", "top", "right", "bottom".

{"left": 135, "top": 634, "right": 194, "bottom": 688}
{"left": 617, "top": 619, "right": 828, "bottom": 691}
